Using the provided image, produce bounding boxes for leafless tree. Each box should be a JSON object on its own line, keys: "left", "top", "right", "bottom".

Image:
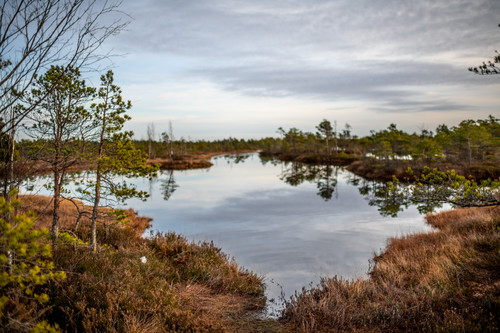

{"left": 1, "top": 0, "right": 128, "bottom": 131}
{"left": 0, "top": 0, "right": 128, "bottom": 199}
{"left": 166, "top": 120, "right": 174, "bottom": 158}
{"left": 147, "top": 122, "right": 155, "bottom": 158}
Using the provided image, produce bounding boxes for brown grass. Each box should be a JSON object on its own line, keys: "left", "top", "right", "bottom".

{"left": 8, "top": 195, "right": 276, "bottom": 332}
{"left": 347, "top": 159, "right": 500, "bottom": 181}
{"left": 12, "top": 194, "right": 499, "bottom": 331}
{"left": 281, "top": 206, "right": 500, "bottom": 332}
{"left": 18, "top": 194, "right": 152, "bottom": 236}
{"left": 148, "top": 150, "right": 259, "bottom": 170}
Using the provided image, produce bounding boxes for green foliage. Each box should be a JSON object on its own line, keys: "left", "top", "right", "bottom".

{"left": 316, "top": 119, "right": 334, "bottom": 152}
{"left": 84, "top": 71, "right": 159, "bottom": 251}
{"left": 412, "top": 136, "right": 443, "bottom": 162}
{"left": 436, "top": 116, "right": 500, "bottom": 165}
{"left": 88, "top": 71, "right": 158, "bottom": 203}
{"left": 26, "top": 65, "right": 96, "bottom": 243}
{"left": 262, "top": 116, "right": 499, "bottom": 167}
{"left": 386, "top": 167, "right": 500, "bottom": 214}
{"left": 28, "top": 66, "right": 95, "bottom": 146}
{"left": 0, "top": 193, "right": 65, "bottom": 331}
{"left": 469, "top": 24, "right": 500, "bottom": 75}
{"left": 367, "top": 123, "right": 415, "bottom": 158}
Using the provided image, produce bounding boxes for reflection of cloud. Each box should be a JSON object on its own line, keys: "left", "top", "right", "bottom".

{"left": 131, "top": 155, "right": 432, "bottom": 304}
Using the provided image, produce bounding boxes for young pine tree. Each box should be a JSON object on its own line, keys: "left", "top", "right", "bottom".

{"left": 88, "top": 71, "right": 158, "bottom": 251}
{"left": 27, "top": 66, "right": 94, "bottom": 245}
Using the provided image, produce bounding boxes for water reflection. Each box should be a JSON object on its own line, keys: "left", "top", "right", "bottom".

{"left": 279, "top": 162, "right": 340, "bottom": 201}
{"left": 24, "top": 153, "right": 432, "bottom": 315}
{"left": 160, "top": 169, "right": 178, "bottom": 201}
{"left": 277, "top": 161, "right": 446, "bottom": 216}
{"left": 354, "top": 179, "right": 409, "bottom": 217}
{"left": 224, "top": 153, "right": 251, "bottom": 164}
{"left": 123, "top": 153, "right": 431, "bottom": 313}
{"left": 352, "top": 177, "right": 447, "bottom": 217}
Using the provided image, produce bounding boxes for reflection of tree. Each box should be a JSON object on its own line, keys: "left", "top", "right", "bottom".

{"left": 356, "top": 180, "right": 408, "bottom": 217}
{"left": 350, "top": 176, "right": 443, "bottom": 217}
{"left": 259, "top": 155, "right": 281, "bottom": 167}
{"left": 280, "top": 162, "right": 311, "bottom": 186}
{"left": 224, "top": 154, "right": 250, "bottom": 165}
{"left": 316, "top": 165, "right": 338, "bottom": 201}
{"left": 160, "top": 170, "right": 178, "bottom": 201}
{"left": 353, "top": 167, "right": 500, "bottom": 217}
{"left": 279, "top": 162, "right": 341, "bottom": 201}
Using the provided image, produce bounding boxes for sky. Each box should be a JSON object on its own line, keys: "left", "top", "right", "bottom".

{"left": 101, "top": 0, "right": 500, "bottom": 140}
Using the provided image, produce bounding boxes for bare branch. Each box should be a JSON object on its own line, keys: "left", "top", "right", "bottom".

{"left": 0, "top": 0, "right": 129, "bottom": 133}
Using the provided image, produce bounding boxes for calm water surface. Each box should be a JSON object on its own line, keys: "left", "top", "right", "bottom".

{"left": 24, "top": 153, "right": 432, "bottom": 312}
{"left": 123, "top": 153, "right": 431, "bottom": 311}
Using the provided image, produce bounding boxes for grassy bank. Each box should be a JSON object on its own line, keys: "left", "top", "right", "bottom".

{"left": 6, "top": 195, "right": 280, "bottom": 332}
{"left": 147, "top": 150, "right": 259, "bottom": 170}
{"left": 347, "top": 158, "right": 500, "bottom": 181}
{"left": 280, "top": 206, "right": 500, "bottom": 332}
{"left": 5, "top": 195, "right": 498, "bottom": 332}
{"left": 259, "top": 151, "right": 360, "bottom": 166}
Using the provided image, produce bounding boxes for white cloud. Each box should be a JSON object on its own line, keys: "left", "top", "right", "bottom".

{"left": 108, "top": 0, "right": 500, "bottom": 139}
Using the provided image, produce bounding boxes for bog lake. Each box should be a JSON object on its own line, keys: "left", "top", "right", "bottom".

{"left": 25, "top": 152, "right": 433, "bottom": 314}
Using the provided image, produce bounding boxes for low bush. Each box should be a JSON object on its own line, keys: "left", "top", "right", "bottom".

{"left": 3, "top": 195, "right": 268, "bottom": 332}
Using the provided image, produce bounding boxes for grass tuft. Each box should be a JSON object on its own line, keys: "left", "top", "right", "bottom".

{"left": 10, "top": 195, "right": 269, "bottom": 332}
{"left": 281, "top": 207, "right": 500, "bottom": 332}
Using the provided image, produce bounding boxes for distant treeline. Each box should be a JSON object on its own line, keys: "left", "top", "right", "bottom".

{"left": 134, "top": 115, "right": 500, "bottom": 168}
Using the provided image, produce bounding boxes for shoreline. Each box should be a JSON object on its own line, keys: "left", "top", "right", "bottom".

{"left": 261, "top": 151, "right": 500, "bottom": 181}
{"left": 11, "top": 149, "right": 500, "bottom": 182}
{"left": 14, "top": 191, "right": 499, "bottom": 331}
{"left": 280, "top": 206, "right": 500, "bottom": 331}
{"left": 16, "top": 193, "right": 279, "bottom": 332}
{"left": 146, "top": 149, "right": 259, "bottom": 170}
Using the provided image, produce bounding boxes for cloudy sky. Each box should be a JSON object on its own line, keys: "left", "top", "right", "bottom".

{"left": 105, "top": 0, "right": 500, "bottom": 140}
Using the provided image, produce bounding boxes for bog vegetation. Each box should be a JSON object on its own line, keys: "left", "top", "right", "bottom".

{"left": 1, "top": 0, "right": 499, "bottom": 331}
{"left": 280, "top": 206, "right": 500, "bottom": 332}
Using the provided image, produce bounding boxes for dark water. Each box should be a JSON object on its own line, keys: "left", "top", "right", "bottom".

{"left": 122, "top": 153, "right": 431, "bottom": 313}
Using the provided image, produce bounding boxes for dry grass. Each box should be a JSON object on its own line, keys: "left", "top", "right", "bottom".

{"left": 18, "top": 194, "right": 152, "bottom": 236}
{"left": 281, "top": 207, "right": 500, "bottom": 332}
{"left": 8, "top": 195, "right": 274, "bottom": 332}
{"left": 12, "top": 194, "right": 499, "bottom": 332}
{"left": 148, "top": 150, "right": 259, "bottom": 170}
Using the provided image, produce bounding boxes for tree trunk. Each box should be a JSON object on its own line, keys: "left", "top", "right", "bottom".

{"left": 6, "top": 109, "right": 15, "bottom": 213}
{"left": 52, "top": 171, "right": 61, "bottom": 246}
{"left": 466, "top": 136, "right": 472, "bottom": 169}
{"left": 52, "top": 134, "right": 62, "bottom": 246}
{"left": 90, "top": 173, "right": 101, "bottom": 251}
{"left": 91, "top": 107, "right": 106, "bottom": 252}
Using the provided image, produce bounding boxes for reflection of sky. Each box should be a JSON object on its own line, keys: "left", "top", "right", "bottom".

{"left": 21, "top": 154, "right": 431, "bottom": 313}
{"left": 125, "top": 153, "right": 431, "bottom": 311}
